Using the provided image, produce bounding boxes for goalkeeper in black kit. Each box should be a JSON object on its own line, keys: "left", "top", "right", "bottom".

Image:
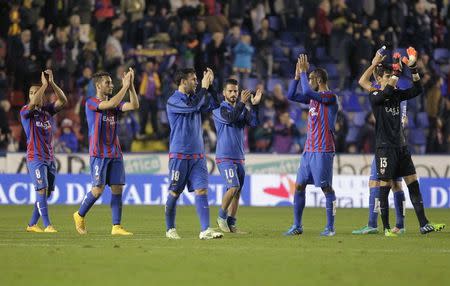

{"left": 369, "top": 47, "right": 445, "bottom": 236}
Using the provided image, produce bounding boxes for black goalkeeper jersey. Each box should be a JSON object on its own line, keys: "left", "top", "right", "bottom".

{"left": 369, "top": 80, "right": 423, "bottom": 148}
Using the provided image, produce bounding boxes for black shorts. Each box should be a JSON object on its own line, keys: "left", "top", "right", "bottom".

{"left": 375, "top": 146, "right": 416, "bottom": 180}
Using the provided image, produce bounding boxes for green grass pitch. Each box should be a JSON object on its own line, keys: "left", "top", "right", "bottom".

{"left": 0, "top": 206, "right": 448, "bottom": 286}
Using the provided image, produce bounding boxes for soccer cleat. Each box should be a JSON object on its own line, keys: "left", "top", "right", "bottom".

{"left": 284, "top": 225, "right": 303, "bottom": 236}
{"left": 44, "top": 225, "right": 58, "bottom": 233}
{"left": 391, "top": 227, "right": 405, "bottom": 235}
{"left": 384, "top": 229, "right": 398, "bottom": 237}
{"left": 199, "top": 228, "right": 223, "bottom": 240}
{"left": 217, "top": 217, "right": 231, "bottom": 233}
{"left": 420, "top": 223, "right": 446, "bottom": 234}
{"left": 26, "top": 224, "right": 44, "bottom": 233}
{"left": 352, "top": 225, "right": 379, "bottom": 235}
{"left": 111, "top": 225, "right": 133, "bottom": 236}
{"left": 166, "top": 228, "right": 181, "bottom": 239}
{"left": 320, "top": 227, "right": 336, "bottom": 237}
{"left": 73, "top": 212, "right": 87, "bottom": 235}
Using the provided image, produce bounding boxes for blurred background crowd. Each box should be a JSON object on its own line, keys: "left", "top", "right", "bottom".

{"left": 0, "top": 0, "right": 449, "bottom": 155}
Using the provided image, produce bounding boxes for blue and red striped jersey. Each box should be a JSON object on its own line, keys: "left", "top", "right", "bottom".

{"left": 20, "top": 104, "right": 57, "bottom": 162}
{"left": 304, "top": 95, "right": 337, "bottom": 152}
{"left": 85, "top": 97, "right": 124, "bottom": 158}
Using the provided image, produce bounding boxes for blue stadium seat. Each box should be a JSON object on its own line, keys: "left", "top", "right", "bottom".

{"left": 290, "top": 45, "right": 306, "bottom": 60}
{"left": 345, "top": 127, "right": 360, "bottom": 143}
{"left": 407, "top": 112, "right": 416, "bottom": 128}
{"left": 342, "top": 93, "right": 363, "bottom": 112}
{"left": 245, "top": 77, "right": 258, "bottom": 90}
{"left": 416, "top": 112, "right": 429, "bottom": 128}
{"left": 353, "top": 112, "right": 366, "bottom": 127}
{"left": 409, "top": 128, "right": 426, "bottom": 145}
{"left": 316, "top": 46, "right": 328, "bottom": 61}
{"left": 280, "top": 32, "right": 296, "bottom": 47}
{"left": 268, "top": 16, "right": 281, "bottom": 32}
{"left": 433, "top": 48, "right": 449, "bottom": 63}
{"left": 324, "top": 63, "right": 338, "bottom": 80}
{"left": 273, "top": 44, "right": 286, "bottom": 60}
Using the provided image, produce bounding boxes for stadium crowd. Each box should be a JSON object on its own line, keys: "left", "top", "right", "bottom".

{"left": 0, "top": 0, "right": 449, "bottom": 155}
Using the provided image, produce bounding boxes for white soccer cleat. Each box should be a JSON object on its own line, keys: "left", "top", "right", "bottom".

{"left": 216, "top": 217, "right": 231, "bottom": 233}
{"left": 199, "top": 228, "right": 223, "bottom": 240}
{"left": 166, "top": 228, "right": 181, "bottom": 239}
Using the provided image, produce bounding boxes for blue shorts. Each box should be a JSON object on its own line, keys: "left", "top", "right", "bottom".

{"left": 217, "top": 161, "right": 245, "bottom": 190}
{"left": 90, "top": 157, "right": 125, "bottom": 186}
{"left": 27, "top": 160, "right": 56, "bottom": 192}
{"left": 369, "top": 158, "right": 402, "bottom": 182}
{"left": 168, "top": 158, "right": 208, "bottom": 193}
{"left": 296, "top": 152, "right": 334, "bottom": 188}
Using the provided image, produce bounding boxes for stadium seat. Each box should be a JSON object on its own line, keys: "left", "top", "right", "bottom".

{"left": 342, "top": 93, "right": 363, "bottom": 112}
{"left": 273, "top": 44, "right": 286, "bottom": 60}
{"left": 268, "top": 16, "right": 281, "bottom": 32}
{"left": 416, "top": 112, "right": 429, "bottom": 128}
{"left": 315, "top": 46, "right": 329, "bottom": 62}
{"left": 245, "top": 77, "right": 258, "bottom": 90}
{"left": 433, "top": 48, "right": 449, "bottom": 63}
{"left": 290, "top": 45, "right": 306, "bottom": 60}
{"left": 323, "top": 63, "right": 338, "bottom": 80}
{"left": 409, "top": 128, "right": 426, "bottom": 145}
{"left": 345, "top": 127, "right": 360, "bottom": 143}
{"left": 353, "top": 112, "right": 366, "bottom": 127}
{"left": 280, "top": 32, "right": 296, "bottom": 47}
{"left": 407, "top": 112, "right": 416, "bottom": 128}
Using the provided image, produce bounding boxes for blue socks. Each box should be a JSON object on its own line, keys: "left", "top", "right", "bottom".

{"left": 368, "top": 187, "right": 380, "bottom": 228}
{"left": 111, "top": 193, "right": 122, "bottom": 225}
{"left": 325, "top": 191, "right": 336, "bottom": 230}
{"left": 195, "top": 194, "right": 210, "bottom": 231}
{"left": 227, "top": 216, "right": 236, "bottom": 226}
{"left": 293, "top": 191, "right": 306, "bottom": 227}
{"left": 165, "top": 194, "right": 178, "bottom": 230}
{"left": 394, "top": 191, "right": 405, "bottom": 229}
{"left": 28, "top": 201, "right": 40, "bottom": 226}
{"left": 37, "top": 192, "right": 51, "bottom": 227}
{"left": 78, "top": 191, "right": 98, "bottom": 217}
{"left": 218, "top": 208, "right": 228, "bottom": 220}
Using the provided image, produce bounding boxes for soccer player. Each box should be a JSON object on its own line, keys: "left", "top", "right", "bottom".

{"left": 73, "top": 68, "right": 139, "bottom": 235}
{"left": 369, "top": 47, "right": 445, "bottom": 236}
{"left": 21, "top": 69, "right": 67, "bottom": 233}
{"left": 284, "top": 54, "right": 338, "bottom": 236}
{"left": 352, "top": 51, "right": 407, "bottom": 235}
{"left": 165, "top": 68, "right": 223, "bottom": 240}
{"left": 213, "top": 79, "right": 262, "bottom": 233}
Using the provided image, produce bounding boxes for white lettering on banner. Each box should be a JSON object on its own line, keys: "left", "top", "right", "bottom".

{"left": 10, "top": 183, "right": 28, "bottom": 204}
{"left": 0, "top": 185, "right": 8, "bottom": 203}
{"left": 143, "top": 184, "right": 160, "bottom": 204}
{"left": 47, "top": 187, "right": 59, "bottom": 204}
{"left": 123, "top": 185, "right": 142, "bottom": 204}
{"left": 66, "top": 183, "right": 87, "bottom": 204}
{"left": 430, "top": 187, "right": 449, "bottom": 208}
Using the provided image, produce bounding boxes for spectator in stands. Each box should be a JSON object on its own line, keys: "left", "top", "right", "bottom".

{"left": 258, "top": 94, "right": 276, "bottom": 125}
{"left": 121, "top": 0, "right": 146, "bottom": 47}
{"left": 202, "top": 118, "right": 217, "bottom": 153}
{"left": 232, "top": 34, "right": 254, "bottom": 89}
{"left": 315, "top": 0, "right": 332, "bottom": 50}
{"left": 357, "top": 112, "right": 376, "bottom": 153}
{"left": 105, "top": 27, "right": 125, "bottom": 74}
{"left": 254, "top": 118, "right": 273, "bottom": 152}
{"left": 425, "top": 77, "right": 445, "bottom": 153}
{"left": 0, "top": 98, "right": 11, "bottom": 152}
{"left": 56, "top": 119, "right": 78, "bottom": 153}
{"left": 254, "top": 18, "right": 274, "bottom": 83}
{"left": 118, "top": 113, "right": 140, "bottom": 152}
{"left": 206, "top": 32, "right": 227, "bottom": 91}
{"left": 272, "top": 111, "right": 299, "bottom": 153}
{"left": 334, "top": 109, "right": 348, "bottom": 153}
{"left": 139, "top": 59, "right": 161, "bottom": 137}
{"left": 272, "top": 83, "right": 289, "bottom": 114}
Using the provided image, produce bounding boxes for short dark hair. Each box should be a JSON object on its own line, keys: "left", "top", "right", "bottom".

{"left": 92, "top": 71, "right": 110, "bottom": 85}
{"left": 174, "top": 68, "right": 196, "bottom": 85}
{"left": 375, "top": 64, "right": 392, "bottom": 78}
{"left": 312, "top": 68, "right": 328, "bottom": 83}
{"left": 224, "top": 78, "right": 238, "bottom": 88}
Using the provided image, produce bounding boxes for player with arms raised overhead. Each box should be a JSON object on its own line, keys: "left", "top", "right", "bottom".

{"left": 213, "top": 79, "right": 262, "bottom": 233}
{"left": 284, "top": 55, "right": 338, "bottom": 236}
{"left": 165, "top": 68, "right": 223, "bottom": 240}
{"left": 73, "top": 68, "right": 139, "bottom": 235}
{"left": 352, "top": 49, "right": 407, "bottom": 235}
{"left": 369, "top": 47, "right": 445, "bottom": 236}
{"left": 21, "top": 69, "right": 67, "bottom": 233}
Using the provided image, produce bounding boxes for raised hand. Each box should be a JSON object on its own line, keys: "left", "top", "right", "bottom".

{"left": 251, "top": 89, "right": 263, "bottom": 105}
{"left": 240, "top": 89, "right": 252, "bottom": 104}
{"left": 206, "top": 67, "right": 214, "bottom": 85}
{"left": 295, "top": 58, "right": 302, "bottom": 80}
{"left": 122, "top": 70, "right": 132, "bottom": 86}
{"left": 41, "top": 72, "right": 48, "bottom": 86}
{"left": 298, "top": 54, "right": 309, "bottom": 73}
{"left": 372, "top": 48, "right": 386, "bottom": 66}
{"left": 401, "top": 47, "right": 417, "bottom": 67}
{"left": 128, "top": 67, "right": 135, "bottom": 84}
{"left": 44, "top": 69, "right": 54, "bottom": 84}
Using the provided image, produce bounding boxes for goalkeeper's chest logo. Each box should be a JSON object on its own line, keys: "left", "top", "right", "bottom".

{"left": 385, "top": 106, "right": 400, "bottom": 116}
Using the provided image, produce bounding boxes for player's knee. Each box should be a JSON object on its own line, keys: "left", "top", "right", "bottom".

{"left": 91, "top": 186, "right": 105, "bottom": 198}
{"left": 169, "top": 191, "right": 180, "bottom": 198}
{"left": 392, "top": 181, "right": 403, "bottom": 192}
{"left": 379, "top": 180, "right": 391, "bottom": 187}
{"left": 321, "top": 185, "right": 333, "bottom": 193}
{"left": 228, "top": 187, "right": 239, "bottom": 197}
{"left": 37, "top": 189, "right": 46, "bottom": 195}
{"left": 403, "top": 174, "right": 417, "bottom": 185}
{"left": 195, "top": 189, "right": 208, "bottom": 195}
{"left": 369, "top": 180, "right": 379, "bottom": 188}
{"left": 111, "top": 185, "right": 123, "bottom": 195}
{"left": 295, "top": 184, "right": 305, "bottom": 192}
